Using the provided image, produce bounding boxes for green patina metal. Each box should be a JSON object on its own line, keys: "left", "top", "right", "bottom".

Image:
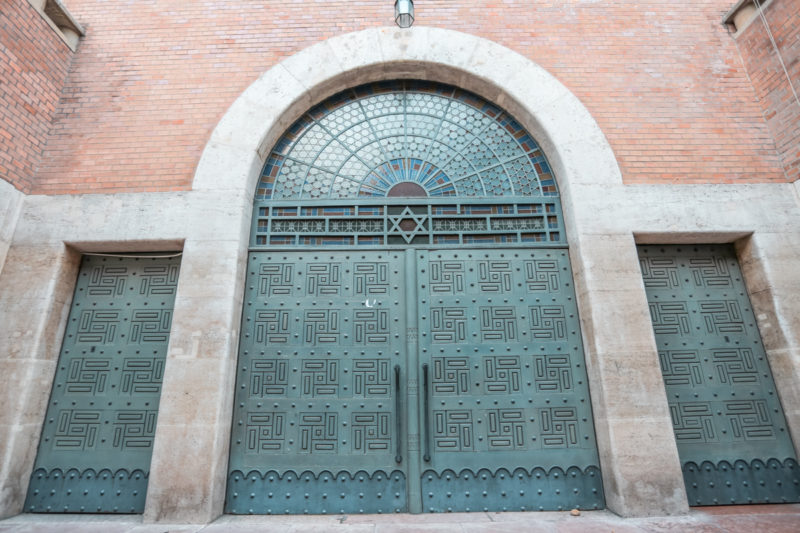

{"left": 252, "top": 199, "right": 564, "bottom": 248}
{"left": 639, "top": 245, "right": 800, "bottom": 506}
{"left": 25, "top": 255, "right": 181, "bottom": 513}
{"left": 416, "top": 248, "right": 603, "bottom": 512}
{"left": 226, "top": 248, "right": 603, "bottom": 514}
{"left": 227, "top": 80, "right": 604, "bottom": 514}
{"left": 227, "top": 251, "right": 410, "bottom": 514}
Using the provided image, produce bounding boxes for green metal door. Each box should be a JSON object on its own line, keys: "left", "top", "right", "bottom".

{"left": 226, "top": 247, "right": 604, "bottom": 514}
{"left": 639, "top": 245, "right": 800, "bottom": 505}
{"left": 416, "top": 249, "right": 602, "bottom": 512}
{"left": 25, "top": 254, "right": 181, "bottom": 513}
{"left": 227, "top": 251, "right": 410, "bottom": 514}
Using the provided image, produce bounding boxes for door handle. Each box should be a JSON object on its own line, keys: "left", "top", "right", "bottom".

{"left": 394, "top": 364, "right": 402, "bottom": 464}
{"left": 422, "top": 363, "right": 431, "bottom": 462}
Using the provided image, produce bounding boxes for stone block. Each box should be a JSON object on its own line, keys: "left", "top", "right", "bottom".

{"left": 0, "top": 179, "right": 24, "bottom": 277}
{"left": 168, "top": 295, "right": 242, "bottom": 360}
{"left": 585, "top": 350, "right": 672, "bottom": 421}
{"left": 173, "top": 240, "right": 247, "bottom": 300}
{"left": 569, "top": 234, "right": 643, "bottom": 294}
{"left": 0, "top": 296, "right": 71, "bottom": 361}
{"left": 156, "top": 357, "right": 236, "bottom": 426}
{"left": 193, "top": 140, "right": 264, "bottom": 195}
{"left": 748, "top": 288, "right": 800, "bottom": 354}
{"left": 0, "top": 422, "right": 47, "bottom": 517}
{"left": 576, "top": 288, "right": 657, "bottom": 355}
{"left": 144, "top": 422, "right": 230, "bottom": 523}
{"left": 738, "top": 232, "right": 800, "bottom": 294}
{"left": 599, "top": 417, "right": 687, "bottom": 517}
{"left": 0, "top": 359, "right": 57, "bottom": 427}
{"left": 327, "top": 27, "right": 384, "bottom": 77}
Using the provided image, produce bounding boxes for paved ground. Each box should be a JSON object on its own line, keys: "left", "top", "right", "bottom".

{"left": 1, "top": 505, "right": 799, "bottom": 532}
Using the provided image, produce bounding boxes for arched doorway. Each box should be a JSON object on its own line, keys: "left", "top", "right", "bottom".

{"left": 225, "top": 80, "right": 603, "bottom": 514}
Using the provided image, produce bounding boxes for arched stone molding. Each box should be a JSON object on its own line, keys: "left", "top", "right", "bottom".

{"left": 175, "top": 26, "right": 687, "bottom": 520}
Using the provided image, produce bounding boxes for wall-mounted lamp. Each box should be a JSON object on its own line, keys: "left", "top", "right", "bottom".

{"left": 395, "top": 0, "right": 415, "bottom": 28}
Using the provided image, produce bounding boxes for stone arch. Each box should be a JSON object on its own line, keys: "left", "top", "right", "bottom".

{"left": 178, "top": 26, "right": 683, "bottom": 521}
{"left": 192, "top": 26, "right": 623, "bottom": 220}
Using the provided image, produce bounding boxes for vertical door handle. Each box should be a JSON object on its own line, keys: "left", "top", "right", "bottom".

{"left": 394, "top": 364, "right": 402, "bottom": 464}
{"left": 422, "top": 363, "right": 431, "bottom": 462}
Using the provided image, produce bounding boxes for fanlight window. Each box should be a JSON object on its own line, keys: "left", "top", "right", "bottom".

{"left": 256, "top": 80, "right": 557, "bottom": 199}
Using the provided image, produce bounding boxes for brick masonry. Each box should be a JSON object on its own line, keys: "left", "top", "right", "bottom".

{"left": 0, "top": 0, "right": 73, "bottom": 193}
{"left": 735, "top": 0, "right": 800, "bottom": 183}
{"left": 2, "top": 0, "right": 794, "bottom": 194}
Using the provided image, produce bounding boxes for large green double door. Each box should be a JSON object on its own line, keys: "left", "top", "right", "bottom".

{"left": 227, "top": 248, "right": 603, "bottom": 514}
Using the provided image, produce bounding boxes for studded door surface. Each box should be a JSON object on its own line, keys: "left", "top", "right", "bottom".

{"left": 639, "top": 245, "right": 800, "bottom": 505}
{"left": 416, "top": 249, "right": 604, "bottom": 512}
{"left": 25, "top": 255, "right": 181, "bottom": 513}
{"left": 226, "top": 251, "right": 409, "bottom": 514}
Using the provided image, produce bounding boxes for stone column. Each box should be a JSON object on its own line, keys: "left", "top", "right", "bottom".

{"left": 738, "top": 232, "right": 800, "bottom": 456}
{"left": 569, "top": 233, "right": 689, "bottom": 517}
{"left": 0, "top": 244, "right": 79, "bottom": 518}
{"left": 143, "top": 199, "right": 250, "bottom": 522}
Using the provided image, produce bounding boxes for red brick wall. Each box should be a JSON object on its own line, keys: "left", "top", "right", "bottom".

{"left": 736, "top": 0, "right": 800, "bottom": 183}
{"left": 0, "top": 0, "right": 73, "bottom": 193}
{"left": 28, "top": 1, "right": 788, "bottom": 194}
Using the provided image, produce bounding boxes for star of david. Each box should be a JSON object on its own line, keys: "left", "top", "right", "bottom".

{"left": 388, "top": 206, "right": 428, "bottom": 243}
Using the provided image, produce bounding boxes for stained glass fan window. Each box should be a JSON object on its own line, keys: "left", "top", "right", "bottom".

{"left": 255, "top": 80, "right": 557, "bottom": 200}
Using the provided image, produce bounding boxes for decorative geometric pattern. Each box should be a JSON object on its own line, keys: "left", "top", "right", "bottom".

{"left": 299, "top": 413, "right": 338, "bottom": 453}
{"left": 129, "top": 310, "right": 172, "bottom": 343}
{"left": 477, "top": 261, "right": 513, "bottom": 292}
{"left": 659, "top": 350, "right": 703, "bottom": 387}
{"left": 352, "top": 413, "right": 392, "bottom": 452}
{"left": 480, "top": 307, "right": 517, "bottom": 342}
{"left": 353, "top": 309, "right": 390, "bottom": 344}
{"left": 429, "top": 261, "right": 465, "bottom": 293}
{"left": 415, "top": 248, "right": 603, "bottom": 512}
{"left": 250, "top": 359, "right": 288, "bottom": 396}
{"left": 301, "top": 360, "right": 339, "bottom": 396}
{"left": 648, "top": 302, "right": 691, "bottom": 335}
{"left": 430, "top": 307, "right": 467, "bottom": 343}
{"left": 26, "top": 255, "right": 180, "bottom": 513}
{"left": 52, "top": 410, "right": 101, "bottom": 450}
{"left": 119, "top": 358, "right": 164, "bottom": 394}
{"left": 486, "top": 409, "right": 526, "bottom": 450}
{"left": 353, "top": 262, "right": 390, "bottom": 295}
{"left": 229, "top": 251, "right": 407, "bottom": 514}
{"left": 138, "top": 265, "right": 180, "bottom": 296}
{"left": 529, "top": 306, "right": 567, "bottom": 340}
{"left": 482, "top": 356, "right": 521, "bottom": 393}
{"left": 112, "top": 410, "right": 157, "bottom": 449}
{"left": 524, "top": 260, "right": 561, "bottom": 292}
{"left": 303, "top": 310, "right": 340, "bottom": 344}
{"left": 253, "top": 199, "right": 566, "bottom": 248}
{"left": 539, "top": 408, "right": 579, "bottom": 448}
{"left": 533, "top": 354, "right": 573, "bottom": 392}
{"left": 246, "top": 412, "right": 286, "bottom": 452}
{"left": 254, "top": 310, "right": 290, "bottom": 344}
{"left": 257, "top": 263, "right": 294, "bottom": 296}
{"left": 255, "top": 81, "right": 557, "bottom": 200}
{"left": 65, "top": 359, "right": 111, "bottom": 394}
{"left": 352, "top": 359, "right": 391, "bottom": 396}
{"left": 306, "top": 263, "right": 341, "bottom": 296}
{"left": 433, "top": 411, "right": 474, "bottom": 451}
{"left": 431, "top": 357, "right": 470, "bottom": 395}
{"left": 639, "top": 244, "right": 799, "bottom": 506}
{"left": 75, "top": 310, "right": 120, "bottom": 344}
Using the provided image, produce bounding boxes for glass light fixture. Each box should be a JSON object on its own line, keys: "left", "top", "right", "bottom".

{"left": 394, "top": 0, "right": 414, "bottom": 28}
